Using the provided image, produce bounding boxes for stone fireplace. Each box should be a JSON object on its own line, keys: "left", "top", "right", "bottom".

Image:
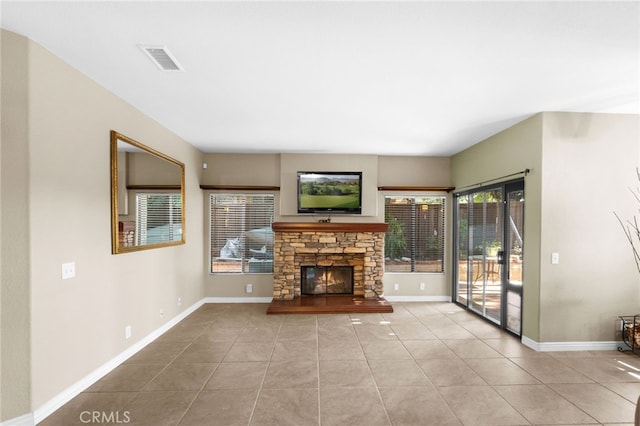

{"left": 271, "top": 222, "right": 388, "bottom": 300}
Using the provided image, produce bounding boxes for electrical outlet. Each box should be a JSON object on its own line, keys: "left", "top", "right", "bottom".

{"left": 125, "top": 325, "right": 132, "bottom": 339}
{"left": 393, "top": 283, "right": 399, "bottom": 291}
{"left": 551, "top": 252, "right": 560, "bottom": 264}
{"left": 178, "top": 297, "right": 182, "bottom": 307}
{"left": 61, "top": 262, "right": 76, "bottom": 279}
{"left": 419, "top": 282, "right": 425, "bottom": 290}
{"left": 246, "top": 283, "right": 253, "bottom": 294}
{"left": 159, "top": 309, "right": 164, "bottom": 317}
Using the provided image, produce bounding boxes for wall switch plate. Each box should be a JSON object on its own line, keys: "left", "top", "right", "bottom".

{"left": 125, "top": 325, "right": 132, "bottom": 339}
{"left": 61, "top": 262, "right": 75, "bottom": 279}
{"left": 393, "top": 283, "right": 399, "bottom": 291}
{"left": 246, "top": 283, "right": 253, "bottom": 294}
{"left": 419, "top": 282, "right": 425, "bottom": 290}
{"left": 551, "top": 252, "right": 560, "bottom": 264}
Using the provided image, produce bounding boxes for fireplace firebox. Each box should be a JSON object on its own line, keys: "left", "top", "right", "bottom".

{"left": 301, "top": 266, "right": 354, "bottom": 296}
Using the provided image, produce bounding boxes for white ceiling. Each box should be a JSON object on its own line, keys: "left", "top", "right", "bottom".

{"left": 2, "top": 1, "right": 638, "bottom": 156}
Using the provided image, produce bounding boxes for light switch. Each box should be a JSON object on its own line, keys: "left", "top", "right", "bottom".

{"left": 61, "top": 262, "right": 75, "bottom": 279}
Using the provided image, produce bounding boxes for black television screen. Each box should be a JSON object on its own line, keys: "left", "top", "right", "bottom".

{"left": 297, "top": 171, "right": 362, "bottom": 214}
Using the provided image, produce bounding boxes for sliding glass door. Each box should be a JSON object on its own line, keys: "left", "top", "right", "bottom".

{"left": 454, "top": 180, "right": 524, "bottom": 335}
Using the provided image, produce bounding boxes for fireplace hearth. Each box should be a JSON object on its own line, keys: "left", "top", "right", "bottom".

{"left": 301, "top": 266, "right": 354, "bottom": 295}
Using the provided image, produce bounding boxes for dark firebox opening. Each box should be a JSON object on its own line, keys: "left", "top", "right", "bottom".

{"left": 301, "top": 266, "right": 354, "bottom": 295}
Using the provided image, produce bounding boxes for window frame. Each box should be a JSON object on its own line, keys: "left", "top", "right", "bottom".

{"left": 209, "top": 191, "right": 276, "bottom": 275}
{"left": 383, "top": 193, "right": 446, "bottom": 274}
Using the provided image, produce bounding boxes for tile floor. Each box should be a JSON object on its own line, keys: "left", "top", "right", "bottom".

{"left": 40, "top": 302, "right": 640, "bottom": 425}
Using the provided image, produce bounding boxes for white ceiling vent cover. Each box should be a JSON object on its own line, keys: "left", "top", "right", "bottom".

{"left": 139, "top": 45, "right": 183, "bottom": 71}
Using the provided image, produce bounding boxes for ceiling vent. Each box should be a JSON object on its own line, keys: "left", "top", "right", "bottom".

{"left": 139, "top": 45, "right": 183, "bottom": 71}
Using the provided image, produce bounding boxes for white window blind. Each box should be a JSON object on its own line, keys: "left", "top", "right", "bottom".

{"left": 384, "top": 195, "right": 445, "bottom": 273}
{"left": 210, "top": 193, "right": 274, "bottom": 273}
{"left": 135, "top": 192, "right": 183, "bottom": 245}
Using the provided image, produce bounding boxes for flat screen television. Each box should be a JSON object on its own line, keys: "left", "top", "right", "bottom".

{"left": 297, "top": 171, "right": 362, "bottom": 214}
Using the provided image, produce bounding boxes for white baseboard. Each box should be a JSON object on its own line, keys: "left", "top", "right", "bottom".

{"left": 384, "top": 295, "right": 452, "bottom": 302}
{"left": 1, "top": 413, "right": 34, "bottom": 426}
{"left": 521, "top": 335, "right": 622, "bottom": 352}
{"left": 33, "top": 299, "right": 204, "bottom": 424}
{"left": 203, "top": 297, "right": 272, "bottom": 303}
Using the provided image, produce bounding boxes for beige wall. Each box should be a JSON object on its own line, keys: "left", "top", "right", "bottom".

{"left": 538, "top": 112, "right": 639, "bottom": 342}
{"left": 1, "top": 30, "right": 205, "bottom": 419}
{"left": 201, "top": 153, "right": 453, "bottom": 299}
{"left": 1, "top": 30, "right": 32, "bottom": 422}
{"left": 452, "top": 112, "right": 640, "bottom": 344}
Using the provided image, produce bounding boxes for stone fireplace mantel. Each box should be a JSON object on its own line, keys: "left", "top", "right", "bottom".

{"left": 271, "top": 222, "right": 388, "bottom": 301}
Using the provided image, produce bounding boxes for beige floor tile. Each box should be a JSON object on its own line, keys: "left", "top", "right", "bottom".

{"left": 549, "top": 382, "right": 637, "bottom": 424}
{"left": 224, "top": 341, "right": 275, "bottom": 362}
{"left": 390, "top": 323, "right": 438, "bottom": 340}
{"left": 271, "top": 340, "right": 318, "bottom": 361}
{"left": 156, "top": 323, "right": 206, "bottom": 343}
{"left": 236, "top": 326, "right": 279, "bottom": 343}
{"left": 123, "top": 341, "right": 188, "bottom": 364}
{"left": 180, "top": 389, "right": 258, "bottom": 426}
{"left": 428, "top": 323, "right": 476, "bottom": 340}
{"left": 464, "top": 358, "right": 540, "bottom": 385}
{"left": 368, "top": 359, "right": 431, "bottom": 387}
{"left": 557, "top": 356, "right": 640, "bottom": 383}
{"left": 316, "top": 313, "right": 353, "bottom": 326}
{"left": 277, "top": 324, "right": 318, "bottom": 341}
{"left": 417, "top": 358, "right": 486, "bottom": 387}
{"left": 172, "top": 338, "right": 232, "bottom": 363}
{"left": 350, "top": 313, "right": 386, "bottom": 325}
{"left": 143, "top": 363, "right": 218, "bottom": 391}
{"left": 262, "top": 360, "right": 318, "bottom": 389}
{"left": 205, "top": 361, "right": 268, "bottom": 390}
{"left": 318, "top": 324, "right": 358, "bottom": 341}
{"left": 601, "top": 381, "right": 640, "bottom": 403}
{"left": 354, "top": 324, "right": 398, "bottom": 341}
{"left": 251, "top": 388, "right": 319, "bottom": 426}
{"left": 281, "top": 313, "right": 317, "bottom": 326}
{"left": 379, "top": 386, "right": 462, "bottom": 425}
{"left": 494, "top": 384, "right": 598, "bottom": 425}
{"left": 442, "top": 339, "right": 504, "bottom": 359}
{"left": 483, "top": 337, "right": 549, "bottom": 358}
{"left": 199, "top": 325, "right": 244, "bottom": 341}
{"left": 320, "top": 387, "right": 390, "bottom": 426}
{"left": 403, "top": 339, "right": 458, "bottom": 359}
{"left": 510, "top": 357, "right": 594, "bottom": 383}
{"left": 318, "top": 338, "right": 365, "bottom": 361}
{"left": 43, "top": 302, "right": 640, "bottom": 426}
{"left": 319, "top": 359, "right": 376, "bottom": 388}
{"left": 86, "top": 363, "right": 165, "bottom": 392}
{"left": 38, "top": 392, "right": 137, "bottom": 426}
{"left": 123, "top": 391, "right": 197, "bottom": 426}
{"left": 360, "top": 340, "right": 412, "bottom": 360}
{"left": 438, "top": 385, "right": 529, "bottom": 425}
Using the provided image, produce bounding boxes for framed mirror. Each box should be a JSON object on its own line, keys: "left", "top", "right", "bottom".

{"left": 110, "top": 130, "right": 185, "bottom": 254}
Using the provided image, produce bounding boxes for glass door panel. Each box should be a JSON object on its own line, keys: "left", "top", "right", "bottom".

{"left": 505, "top": 186, "right": 524, "bottom": 335}
{"left": 456, "top": 194, "right": 470, "bottom": 305}
{"left": 454, "top": 180, "right": 524, "bottom": 336}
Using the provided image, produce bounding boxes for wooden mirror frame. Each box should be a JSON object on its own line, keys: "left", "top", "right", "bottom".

{"left": 110, "top": 130, "right": 186, "bottom": 254}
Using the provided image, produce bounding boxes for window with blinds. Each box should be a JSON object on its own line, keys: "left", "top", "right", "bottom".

{"left": 384, "top": 195, "right": 445, "bottom": 273}
{"left": 210, "top": 193, "right": 275, "bottom": 274}
{"left": 135, "top": 192, "right": 183, "bottom": 245}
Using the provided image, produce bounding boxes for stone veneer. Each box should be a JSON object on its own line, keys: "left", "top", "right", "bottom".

{"left": 271, "top": 222, "right": 388, "bottom": 300}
